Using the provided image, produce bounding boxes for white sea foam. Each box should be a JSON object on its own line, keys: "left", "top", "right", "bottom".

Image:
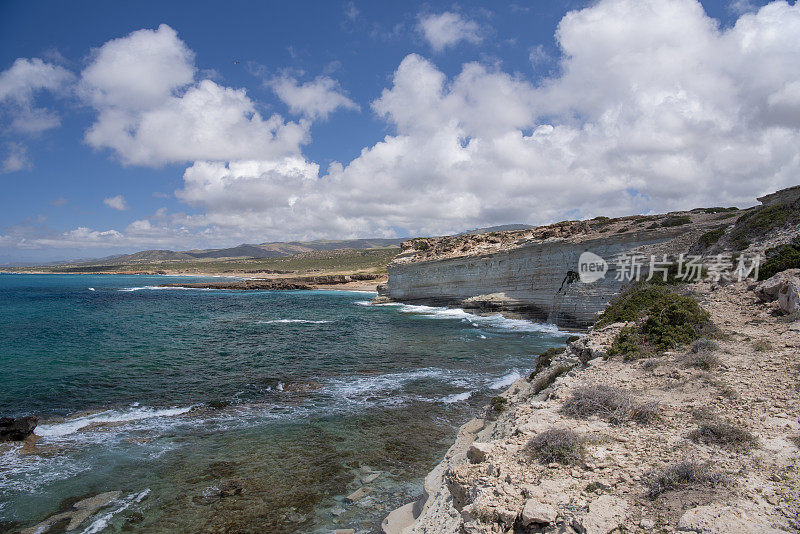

{"left": 357, "top": 301, "right": 561, "bottom": 333}
{"left": 441, "top": 391, "right": 473, "bottom": 403}
{"left": 256, "top": 319, "right": 331, "bottom": 324}
{"left": 36, "top": 405, "right": 195, "bottom": 438}
{"left": 489, "top": 370, "right": 522, "bottom": 389}
{"left": 80, "top": 488, "right": 150, "bottom": 534}
{"left": 88, "top": 287, "right": 95, "bottom": 291}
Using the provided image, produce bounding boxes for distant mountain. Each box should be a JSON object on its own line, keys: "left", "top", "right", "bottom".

{"left": 56, "top": 238, "right": 406, "bottom": 266}
{"left": 457, "top": 224, "right": 535, "bottom": 236}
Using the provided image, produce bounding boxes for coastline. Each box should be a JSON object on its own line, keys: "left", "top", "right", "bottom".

{"left": 385, "top": 278, "right": 800, "bottom": 533}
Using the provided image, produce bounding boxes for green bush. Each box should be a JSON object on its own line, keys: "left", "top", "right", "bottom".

{"left": 600, "top": 285, "right": 712, "bottom": 359}
{"left": 412, "top": 240, "right": 429, "bottom": 251}
{"left": 696, "top": 227, "right": 727, "bottom": 249}
{"left": 490, "top": 396, "right": 508, "bottom": 413}
{"left": 528, "top": 346, "right": 565, "bottom": 380}
{"left": 660, "top": 215, "right": 692, "bottom": 227}
{"left": 566, "top": 335, "right": 581, "bottom": 343}
{"left": 759, "top": 244, "right": 800, "bottom": 280}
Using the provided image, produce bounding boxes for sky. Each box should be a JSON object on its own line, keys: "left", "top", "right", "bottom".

{"left": 1, "top": 0, "right": 798, "bottom": 263}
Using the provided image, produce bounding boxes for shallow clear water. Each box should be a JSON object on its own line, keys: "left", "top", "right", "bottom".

{"left": 0, "top": 274, "right": 569, "bottom": 533}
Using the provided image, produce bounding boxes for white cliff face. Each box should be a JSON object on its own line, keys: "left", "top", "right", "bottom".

{"left": 386, "top": 228, "right": 697, "bottom": 328}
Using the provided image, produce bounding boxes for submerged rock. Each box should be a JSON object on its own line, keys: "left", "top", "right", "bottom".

{"left": 21, "top": 491, "right": 121, "bottom": 534}
{"left": 0, "top": 416, "right": 38, "bottom": 441}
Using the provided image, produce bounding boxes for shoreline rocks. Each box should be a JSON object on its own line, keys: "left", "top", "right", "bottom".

{"left": 0, "top": 416, "right": 38, "bottom": 441}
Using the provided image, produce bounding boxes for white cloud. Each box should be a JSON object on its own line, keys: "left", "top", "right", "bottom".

{"left": 6, "top": 0, "right": 800, "bottom": 254}
{"left": 416, "top": 12, "right": 483, "bottom": 52}
{"left": 80, "top": 24, "right": 309, "bottom": 166}
{"left": 1, "top": 142, "right": 31, "bottom": 173}
{"left": 270, "top": 75, "right": 359, "bottom": 120}
{"left": 0, "top": 57, "right": 74, "bottom": 134}
{"left": 103, "top": 195, "right": 129, "bottom": 210}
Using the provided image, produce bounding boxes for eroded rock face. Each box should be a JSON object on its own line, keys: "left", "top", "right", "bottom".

{"left": 0, "top": 416, "right": 38, "bottom": 441}
{"left": 386, "top": 229, "right": 693, "bottom": 328}
{"left": 778, "top": 279, "right": 800, "bottom": 314}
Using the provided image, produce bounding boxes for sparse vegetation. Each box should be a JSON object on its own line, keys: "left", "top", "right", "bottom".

{"left": 659, "top": 215, "right": 693, "bottom": 228}
{"left": 759, "top": 244, "right": 800, "bottom": 280}
{"left": 412, "top": 240, "right": 430, "bottom": 251}
{"left": 645, "top": 459, "right": 724, "bottom": 498}
{"left": 700, "top": 207, "right": 739, "bottom": 214}
{"left": 727, "top": 201, "right": 799, "bottom": 251}
{"left": 683, "top": 351, "right": 721, "bottom": 370}
{"left": 561, "top": 385, "right": 659, "bottom": 424}
{"left": 753, "top": 339, "right": 773, "bottom": 352}
{"left": 689, "top": 338, "right": 719, "bottom": 353}
{"left": 530, "top": 364, "right": 572, "bottom": 394}
{"left": 527, "top": 428, "right": 585, "bottom": 465}
{"left": 689, "top": 418, "right": 757, "bottom": 450}
{"left": 566, "top": 335, "right": 581, "bottom": 343}
{"left": 528, "top": 347, "right": 565, "bottom": 380}
{"left": 490, "top": 396, "right": 508, "bottom": 413}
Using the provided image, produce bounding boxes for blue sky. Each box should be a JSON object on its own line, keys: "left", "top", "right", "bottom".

{"left": 0, "top": 0, "right": 797, "bottom": 263}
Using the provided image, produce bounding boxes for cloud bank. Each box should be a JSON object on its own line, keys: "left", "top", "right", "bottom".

{"left": 2, "top": 0, "right": 800, "bottom": 254}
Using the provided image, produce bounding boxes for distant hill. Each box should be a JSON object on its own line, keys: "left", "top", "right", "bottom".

{"left": 59, "top": 238, "right": 406, "bottom": 266}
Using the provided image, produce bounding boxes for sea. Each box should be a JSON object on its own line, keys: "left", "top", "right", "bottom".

{"left": 0, "top": 273, "right": 570, "bottom": 533}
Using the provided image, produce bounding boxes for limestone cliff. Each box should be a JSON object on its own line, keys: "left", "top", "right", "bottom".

{"left": 381, "top": 210, "right": 743, "bottom": 328}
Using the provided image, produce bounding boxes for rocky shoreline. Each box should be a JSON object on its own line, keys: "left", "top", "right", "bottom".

{"left": 157, "top": 273, "right": 384, "bottom": 291}
{"left": 383, "top": 273, "right": 800, "bottom": 533}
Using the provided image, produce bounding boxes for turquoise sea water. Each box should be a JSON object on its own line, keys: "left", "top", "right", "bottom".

{"left": 0, "top": 274, "right": 569, "bottom": 533}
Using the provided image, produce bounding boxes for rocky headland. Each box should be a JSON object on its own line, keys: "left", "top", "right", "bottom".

{"left": 377, "top": 186, "right": 800, "bottom": 329}
{"left": 381, "top": 186, "right": 800, "bottom": 533}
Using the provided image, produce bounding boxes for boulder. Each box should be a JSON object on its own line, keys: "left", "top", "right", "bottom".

{"left": 466, "top": 442, "right": 493, "bottom": 464}
{"left": 677, "top": 504, "right": 789, "bottom": 533}
{"left": 755, "top": 269, "right": 800, "bottom": 303}
{"left": 0, "top": 416, "right": 38, "bottom": 441}
{"left": 572, "top": 495, "right": 628, "bottom": 534}
{"left": 778, "top": 278, "right": 800, "bottom": 314}
{"left": 520, "top": 499, "right": 557, "bottom": 526}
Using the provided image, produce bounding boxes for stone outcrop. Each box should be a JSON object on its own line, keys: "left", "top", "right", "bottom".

{"left": 756, "top": 269, "right": 800, "bottom": 314}
{"left": 0, "top": 416, "right": 38, "bottom": 441}
{"left": 390, "top": 279, "right": 799, "bottom": 533}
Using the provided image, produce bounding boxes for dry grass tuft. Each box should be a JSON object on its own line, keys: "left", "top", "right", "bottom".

{"left": 527, "top": 428, "right": 585, "bottom": 465}
{"left": 645, "top": 459, "right": 726, "bottom": 498}
{"left": 561, "top": 385, "right": 660, "bottom": 425}
{"left": 752, "top": 339, "right": 773, "bottom": 352}
{"left": 689, "top": 419, "right": 757, "bottom": 450}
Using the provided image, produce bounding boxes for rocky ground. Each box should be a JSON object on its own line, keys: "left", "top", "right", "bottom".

{"left": 390, "top": 277, "right": 799, "bottom": 533}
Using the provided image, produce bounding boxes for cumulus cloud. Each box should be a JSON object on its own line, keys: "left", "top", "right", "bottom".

{"left": 6, "top": 0, "right": 800, "bottom": 253}
{"left": 169, "top": 0, "right": 800, "bottom": 242}
{"left": 270, "top": 75, "right": 359, "bottom": 120}
{"left": 80, "top": 24, "right": 309, "bottom": 166}
{"left": 417, "top": 12, "right": 483, "bottom": 51}
{"left": 103, "top": 195, "right": 129, "bottom": 210}
{"left": 0, "top": 57, "right": 74, "bottom": 134}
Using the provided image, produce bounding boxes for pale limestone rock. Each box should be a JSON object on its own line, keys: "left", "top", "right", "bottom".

{"left": 572, "top": 495, "right": 627, "bottom": 534}
{"left": 677, "top": 504, "right": 790, "bottom": 533}
{"left": 778, "top": 279, "right": 800, "bottom": 314}
{"left": 755, "top": 269, "right": 800, "bottom": 302}
{"left": 467, "top": 442, "right": 493, "bottom": 464}
{"left": 520, "top": 499, "right": 557, "bottom": 526}
{"left": 345, "top": 486, "right": 371, "bottom": 502}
